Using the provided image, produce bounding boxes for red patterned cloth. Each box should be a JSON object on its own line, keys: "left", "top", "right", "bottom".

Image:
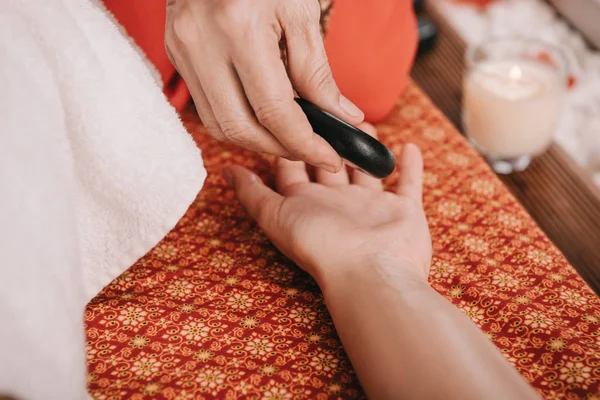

{"left": 86, "top": 83, "right": 600, "bottom": 399}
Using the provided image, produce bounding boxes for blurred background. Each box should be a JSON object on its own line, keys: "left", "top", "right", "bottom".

{"left": 411, "top": 0, "right": 600, "bottom": 288}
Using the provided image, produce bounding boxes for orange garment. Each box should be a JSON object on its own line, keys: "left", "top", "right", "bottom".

{"left": 102, "top": 0, "right": 417, "bottom": 121}
{"left": 325, "top": 0, "right": 418, "bottom": 122}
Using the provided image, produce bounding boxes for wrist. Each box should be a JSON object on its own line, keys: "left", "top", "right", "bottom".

{"left": 316, "top": 254, "right": 430, "bottom": 299}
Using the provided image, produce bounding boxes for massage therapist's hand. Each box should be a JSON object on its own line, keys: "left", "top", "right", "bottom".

{"left": 223, "top": 124, "right": 432, "bottom": 286}
{"left": 165, "top": 0, "right": 364, "bottom": 172}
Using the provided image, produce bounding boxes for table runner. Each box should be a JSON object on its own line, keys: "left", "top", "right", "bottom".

{"left": 86, "top": 82, "right": 600, "bottom": 399}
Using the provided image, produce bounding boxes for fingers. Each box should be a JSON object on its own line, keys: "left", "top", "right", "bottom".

{"left": 188, "top": 85, "right": 222, "bottom": 140}
{"left": 351, "top": 123, "right": 383, "bottom": 190}
{"left": 315, "top": 164, "right": 350, "bottom": 186}
{"left": 224, "top": 165, "right": 283, "bottom": 233}
{"left": 167, "top": 3, "right": 292, "bottom": 156}
{"left": 231, "top": 30, "right": 342, "bottom": 172}
{"left": 168, "top": 0, "right": 343, "bottom": 169}
{"left": 396, "top": 143, "right": 424, "bottom": 205}
{"left": 187, "top": 50, "right": 292, "bottom": 157}
{"left": 279, "top": 3, "right": 364, "bottom": 125}
{"left": 276, "top": 158, "right": 309, "bottom": 193}
{"left": 165, "top": 29, "right": 224, "bottom": 140}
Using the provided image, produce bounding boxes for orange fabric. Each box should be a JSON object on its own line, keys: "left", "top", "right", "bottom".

{"left": 86, "top": 82, "right": 600, "bottom": 399}
{"left": 325, "top": 0, "right": 418, "bottom": 123}
{"left": 103, "top": 0, "right": 190, "bottom": 111}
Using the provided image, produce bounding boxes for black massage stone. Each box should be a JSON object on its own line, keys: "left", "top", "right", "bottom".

{"left": 295, "top": 98, "right": 396, "bottom": 179}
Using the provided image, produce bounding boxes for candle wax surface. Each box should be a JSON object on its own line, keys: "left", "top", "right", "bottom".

{"left": 475, "top": 63, "right": 546, "bottom": 101}
{"left": 463, "top": 59, "right": 564, "bottom": 159}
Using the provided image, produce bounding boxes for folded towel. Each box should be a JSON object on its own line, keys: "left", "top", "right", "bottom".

{"left": 0, "top": 0, "right": 206, "bottom": 398}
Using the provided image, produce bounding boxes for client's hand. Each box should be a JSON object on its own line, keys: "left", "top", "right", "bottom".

{"left": 223, "top": 124, "right": 431, "bottom": 286}
{"left": 224, "top": 124, "right": 538, "bottom": 400}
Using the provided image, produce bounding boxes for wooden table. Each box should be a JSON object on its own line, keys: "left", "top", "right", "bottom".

{"left": 410, "top": 5, "right": 600, "bottom": 293}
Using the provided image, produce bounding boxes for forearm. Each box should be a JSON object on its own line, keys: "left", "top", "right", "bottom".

{"left": 319, "top": 258, "right": 539, "bottom": 400}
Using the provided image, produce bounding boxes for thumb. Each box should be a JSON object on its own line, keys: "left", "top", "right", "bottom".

{"left": 283, "top": 15, "right": 364, "bottom": 124}
{"left": 223, "top": 166, "right": 283, "bottom": 231}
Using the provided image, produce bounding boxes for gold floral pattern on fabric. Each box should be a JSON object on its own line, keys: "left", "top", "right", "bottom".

{"left": 86, "top": 82, "right": 600, "bottom": 399}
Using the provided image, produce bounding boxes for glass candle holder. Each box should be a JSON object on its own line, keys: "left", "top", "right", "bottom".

{"left": 462, "top": 38, "right": 567, "bottom": 174}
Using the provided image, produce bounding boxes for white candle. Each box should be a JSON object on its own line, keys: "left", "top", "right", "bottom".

{"left": 463, "top": 60, "right": 564, "bottom": 159}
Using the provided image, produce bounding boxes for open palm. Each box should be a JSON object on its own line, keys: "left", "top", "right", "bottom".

{"left": 225, "top": 124, "right": 432, "bottom": 285}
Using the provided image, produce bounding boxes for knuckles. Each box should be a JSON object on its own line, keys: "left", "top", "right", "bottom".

{"left": 305, "top": 59, "right": 334, "bottom": 92}
{"left": 203, "top": 123, "right": 225, "bottom": 141}
{"left": 171, "top": 3, "right": 201, "bottom": 45}
{"left": 219, "top": 119, "right": 258, "bottom": 149}
{"left": 170, "top": 0, "right": 255, "bottom": 46}
{"left": 253, "top": 99, "right": 289, "bottom": 129}
{"left": 281, "top": 0, "right": 320, "bottom": 25}
{"left": 212, "top": 0, "right": 254, "bottom": 34}
{"left": 297, "top": 0, "right": 321, "bottom": 23}
{"left": 170, "top": 0, "right": 311, "bottom": 46}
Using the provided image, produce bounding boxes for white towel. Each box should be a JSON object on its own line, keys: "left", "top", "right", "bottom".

{"left": 0, "top": 0, "right": 207, "bottom": 398}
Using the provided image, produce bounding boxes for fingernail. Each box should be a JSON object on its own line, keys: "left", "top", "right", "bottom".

{"left": 339, "top": 95, "right": 364, "bottom": 118}
{"left": 223, "top": 167, "right": 233, "bottom": 186}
